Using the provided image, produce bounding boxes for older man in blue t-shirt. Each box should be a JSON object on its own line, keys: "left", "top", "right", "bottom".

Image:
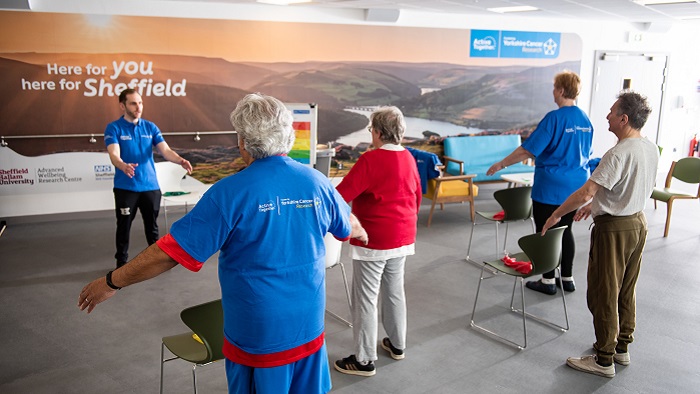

{"left": 81, "top": 93, "right": 368, "bottom": 394}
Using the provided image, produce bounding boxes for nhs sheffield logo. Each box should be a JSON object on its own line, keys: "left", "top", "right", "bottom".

{"left": 470, "top": 30, "right": 500, "bottom": 58}
{"left": 94, "top": 164, "right": 114, "bottom": 181}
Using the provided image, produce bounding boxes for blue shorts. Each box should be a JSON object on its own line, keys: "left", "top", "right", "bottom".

{"left": 225, "top": 343, "right": 331, "bottom": 394}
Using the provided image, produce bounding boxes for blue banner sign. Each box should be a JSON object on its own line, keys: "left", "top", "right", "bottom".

{"left": 470, "top": 29, "right": 560, "bottom": 59}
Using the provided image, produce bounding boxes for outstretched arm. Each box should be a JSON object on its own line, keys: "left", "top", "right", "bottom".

{"left": 155, "top": 141, "right": 193, "bottom": 174}
{"left": 78, "top": 243, "right": 178, "bottom": 314}
{"left": 486, "top": 146, "right": 534, "bottom": 176}
{"left": 107, "top": 144, "right": 138, "bottom": 178}
{"left": 542, "top": 180, "right": 600, "bottom": 235}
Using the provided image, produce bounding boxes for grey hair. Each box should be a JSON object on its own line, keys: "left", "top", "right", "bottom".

{"left": 229, "top": 93, "right": 295, "bottom": 159}
{"left": 370, "top": 106, "right": 405, "bottom": 145}
{"left": 616, "top": 90, "right": 652, "bottom": 130}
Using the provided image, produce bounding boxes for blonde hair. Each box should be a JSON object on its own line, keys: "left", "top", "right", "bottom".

{"left": 554, "top": 71, "right": 581, "bottom": 100}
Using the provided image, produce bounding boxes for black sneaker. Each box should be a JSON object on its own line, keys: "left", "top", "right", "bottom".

{"left": 334, "top": 355, "right": 376, "bottom": 377}
{"left": 525, "top": 279, "right": 557, "bottom": 295}
{"left": 555, "top": 277, "right": 576, "bottom": 292}
{"left": 381, "top": 337, "right": 405, "bottom": 360}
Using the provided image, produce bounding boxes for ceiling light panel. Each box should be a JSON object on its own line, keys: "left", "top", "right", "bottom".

{"left": 487, "top": 6, "right": 538, "bottom": 13}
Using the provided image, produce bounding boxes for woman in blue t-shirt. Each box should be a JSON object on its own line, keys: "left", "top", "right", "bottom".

{"left": 486, "top": 71, "right": 593, "bottom": 295}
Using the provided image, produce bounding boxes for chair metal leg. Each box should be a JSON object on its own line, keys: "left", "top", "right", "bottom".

{"left": 325, "top": 263, "right": 352, "bottom": 327}
{"left": 163, "top": 202, "right": 170, "bottom": 233}
{"left": 466, "top": 221, "right": 477, "bottom": 264}
{"left": 494, "top": 222, "right": 500, "bottom": 258}
{"left": 467, "top": 221, "right": 498, "bottom": 274}
{"left": 510, "top": 268, "right": 569, "bottom": 332}
{"left": 160, "top": 342, "right": 180, "bottom": 394}
{"left": 470, "top": 265, "right": 526, "bottom": 349}
{"left": 160, "top": 342, "right": 165, "bottom": 394}
{"left": 192, "top": 364, "right": 198, "bottom": 394}
{"left": 339, "top": 262, "right": 353, "bottom": 310}
{"left": 326, "top": 309, "right": 352, "bottom": 327}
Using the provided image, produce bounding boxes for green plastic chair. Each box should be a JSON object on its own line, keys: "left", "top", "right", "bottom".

{"left": 470, "top": 226, "right": 569, "bottom": 349}
{"left": 160, "top": 299, "right": 224, "bottom": 394}
{"left": 466, "top": 186, "right": 535, "bottom": 267}
{"left": 650, "top": 157, "right": 700, "bottom": 237}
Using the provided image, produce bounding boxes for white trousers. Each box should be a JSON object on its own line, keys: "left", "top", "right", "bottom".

{"left": 351, "top": 256, "right": 407, "bottom": 362}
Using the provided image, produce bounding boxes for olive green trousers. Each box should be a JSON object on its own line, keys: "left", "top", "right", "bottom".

{"left": 588, "top": 212, "right": 647, "bottom": 366}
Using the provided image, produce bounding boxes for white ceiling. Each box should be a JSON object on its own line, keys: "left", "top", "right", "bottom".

{"left": 162, "top": 0, "right": 700, "bottom": 23}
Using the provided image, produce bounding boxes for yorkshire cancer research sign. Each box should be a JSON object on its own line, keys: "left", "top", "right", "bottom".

{"left": 470, "top": 30, "right": 561, "bottom": 59}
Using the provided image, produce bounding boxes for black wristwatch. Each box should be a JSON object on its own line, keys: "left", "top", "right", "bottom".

{"left": 106, "top": 270, "right": 122, "bottom": 290}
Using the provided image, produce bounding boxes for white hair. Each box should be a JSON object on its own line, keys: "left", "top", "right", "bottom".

{"left": 229, "top": 93, "right": 295, "bottom": 159}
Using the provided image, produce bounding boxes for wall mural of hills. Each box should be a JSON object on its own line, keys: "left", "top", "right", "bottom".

{"left": 1, "top": 52, "right": 579, "bottom": 179}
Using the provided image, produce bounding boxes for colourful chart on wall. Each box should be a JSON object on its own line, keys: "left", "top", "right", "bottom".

{"left": 287, "top": 104, "right": 318, "bottom": 166}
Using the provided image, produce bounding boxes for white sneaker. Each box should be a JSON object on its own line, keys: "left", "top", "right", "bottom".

{"left": 566, "top": 355, "right": 615, "bottom": 378}
{"left": 613, "top": 351, "right": 630, "bottom": 366}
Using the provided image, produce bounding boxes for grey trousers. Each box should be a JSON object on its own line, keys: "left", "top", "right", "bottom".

{"left": 351, "top": 256, "right": 407, "bottom": 363}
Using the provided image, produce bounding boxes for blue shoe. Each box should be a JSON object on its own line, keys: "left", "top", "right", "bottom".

{"left": 525, "top": 279, "right": 557, "bottom": 295}
{"left": 556, "top": 277, "right": 576, "bottom": 292}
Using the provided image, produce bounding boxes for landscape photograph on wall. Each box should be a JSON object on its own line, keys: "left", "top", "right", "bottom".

{"left": 0, "top": 12, "right": 582, "bottom": 182}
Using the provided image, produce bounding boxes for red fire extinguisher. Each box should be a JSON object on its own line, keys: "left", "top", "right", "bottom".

{"left": 690, "top": 134, "right": 698, "bottom": 157}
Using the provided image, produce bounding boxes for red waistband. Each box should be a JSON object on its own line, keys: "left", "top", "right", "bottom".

{"left": 223, "top": 332, "right": 325, "bottom": 368}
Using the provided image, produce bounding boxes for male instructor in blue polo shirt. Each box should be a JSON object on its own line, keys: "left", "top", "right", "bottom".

{"left": 105, "top": 88, "right": 193, "bottom": 268}
{"left": 81, "top": 93, "right": 368, "bottom": 393}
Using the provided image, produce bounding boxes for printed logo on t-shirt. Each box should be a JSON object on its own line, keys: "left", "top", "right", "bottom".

{"left": 576, "top": 126, "right": 592, "bottom": 133}
{"left": 258, "top": 200, "right": 276, "bottom": 213}
{"left": 259, "top": 196, "right": 322, "bottom": 214}
{"left": 141, "top": 135, "right": 153, "bottom": 140}
{"left": 281, "top": 197, "right": 315, "bottom": 209}
{"left": 119, "top": 135, "right": 132, "bottom": 141}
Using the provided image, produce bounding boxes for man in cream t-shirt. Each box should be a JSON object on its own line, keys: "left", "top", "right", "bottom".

{"left": 541, "top": 91, "right": 659, "bottom": 378}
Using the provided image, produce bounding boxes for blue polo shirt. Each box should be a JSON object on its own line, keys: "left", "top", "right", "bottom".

{"left": 521, "top": 106, "right": 593, "bottom": 205}
{"left": 104, "top": 116, "right": 164, "bottom": 192}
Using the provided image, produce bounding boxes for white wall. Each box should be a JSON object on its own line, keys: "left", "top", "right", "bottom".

{"left": 28, "top": 0, "right": 700, "bottom": 162}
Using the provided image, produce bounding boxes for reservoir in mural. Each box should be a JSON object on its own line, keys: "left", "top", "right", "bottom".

{"left": 336, "top": 108, "right": 482, "bottom": 146}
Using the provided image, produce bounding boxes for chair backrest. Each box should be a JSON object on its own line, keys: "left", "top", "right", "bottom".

{"left": 155, "top": 161, "right": 187, "bottom": 193}
{"left": 494, "top": 186, "right": 533, "bottom": 221}
{"left": 324, "top": 233, "right": 343, "bottom": 269}
{"left": 518, "top": 226, "right": 566, "bottom": 276}
{"left": 180, "top": 299, "right": 224, "bottom": 364}
{"left": 670, "top": 157, "right": 700, "bottom": 185}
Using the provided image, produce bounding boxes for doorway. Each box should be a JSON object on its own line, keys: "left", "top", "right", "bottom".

{"left": 588, "top": 50, "right": 668, "bottom": 157}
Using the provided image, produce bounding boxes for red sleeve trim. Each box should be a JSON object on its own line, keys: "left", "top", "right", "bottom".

{"left": 222, "top": 333, "right": 324, "bottom": 368}
{"left": 334, "top": 234, "right": 351, "bottom": 242}
{"left": 156, "top": 234, "right": 204, "bottom": 272}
